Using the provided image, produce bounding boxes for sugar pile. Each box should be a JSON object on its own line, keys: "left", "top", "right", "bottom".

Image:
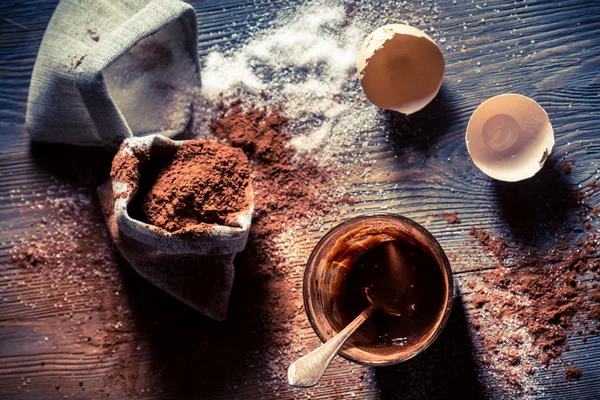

{"left": 201, "top": 1, "right": 364, "bottom": 162}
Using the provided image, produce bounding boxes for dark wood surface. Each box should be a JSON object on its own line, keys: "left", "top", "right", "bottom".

{"left": 1, "top": 0, "right": 600, "bottom": 399}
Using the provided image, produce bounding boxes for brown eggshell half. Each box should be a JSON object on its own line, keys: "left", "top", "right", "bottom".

{"left": 357, "top": 24, "right": 445, "bottom": 115}
{"left": 466, "top": 94, "right": 555, "bottom": 182}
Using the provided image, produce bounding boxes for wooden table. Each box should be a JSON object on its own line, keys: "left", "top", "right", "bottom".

{"left": 1, "top": 0, "right": 599, "bottom": 398}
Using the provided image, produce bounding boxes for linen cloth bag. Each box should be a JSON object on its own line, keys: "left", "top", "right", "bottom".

{"left": 26, "top": 0, "right": 200, "bottom": 149}
{"left": 98, "top": 135, "right": 254, "bottom": 320}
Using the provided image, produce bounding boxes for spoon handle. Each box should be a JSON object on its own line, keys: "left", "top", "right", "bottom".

{"left": 288, "top": 306, "right": 374, "bottom": 387}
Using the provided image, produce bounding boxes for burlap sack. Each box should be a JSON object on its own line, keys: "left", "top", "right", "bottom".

{"left": 26, "top": 0, "right": 200, "bottom": 149}
{"left": 98, "top": 135, "right": 254, "bottom": 320}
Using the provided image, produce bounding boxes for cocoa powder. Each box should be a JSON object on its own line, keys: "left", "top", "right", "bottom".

{"left": 438, "top": 212, "right": 461, "bottom": 224}
{"left": 466, "top": 179, "right": 600, "bottom": 391}
{"left": 132, "top": 140, "right": 250, "bottom": 232}
{"left": 564, "top": 366, "right": 583, "bottom": 381}
{"left": 8, "top": 100, "right": 342, "bottom": 397}
{"left": 8, "top": 191, "right": 137, "bottom": 395}
{"left": 210, "top": 101, "right": 334, "bottom": 274}
{"left": 110, "top": 143, "right": 147, "bottom": 197}
{"left": 471, "top": 229, "right": 599, "bottom": 359}
{"left": 469, "top": 227, "right": 508, "bottom": 263}
{"left": 589, "top": 304, "right": 600, "bottom": 321}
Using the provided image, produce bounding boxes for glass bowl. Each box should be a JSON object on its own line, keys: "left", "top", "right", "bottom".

{"left": 303, "top": 214, "right": 454, "bottom": 366}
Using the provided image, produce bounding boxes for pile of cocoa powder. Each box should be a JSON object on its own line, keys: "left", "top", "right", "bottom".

{"left": 210, "top": 100, "right": 336, "bottom": 275}
{"left": 564, "top": 366, "right": 583, "bottom": 382}
{"left": 133, "top": 140, "right": 251, "bottom": 231}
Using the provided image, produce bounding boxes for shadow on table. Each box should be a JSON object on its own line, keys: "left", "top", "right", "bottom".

{"left": 375, "top": 294, "right": 486, "bottom": 400}
{"left": 29, "top": 141, "right": 112, "bottom": 185}
{"left": 384, "top": 84, "right": 460, "bottom": 157}
{"left": 118, "top": 238, "right": 277, "bottom": 398}
{"left": 493, "top": 157, "right": 573, "bottom": 246}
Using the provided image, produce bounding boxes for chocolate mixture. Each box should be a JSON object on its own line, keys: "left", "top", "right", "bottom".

{"left": 133, "top": 141, "right": 250, "bottom": 232}
{"left": 337, "top": 240, "right": 446, "bottom": 350}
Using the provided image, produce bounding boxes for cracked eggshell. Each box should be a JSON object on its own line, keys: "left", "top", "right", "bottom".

{"left": 357, "top": 24, "right": 445, "bottom": 115}
{"left": 466, "top": 94, "right": 555, "bottom": 182}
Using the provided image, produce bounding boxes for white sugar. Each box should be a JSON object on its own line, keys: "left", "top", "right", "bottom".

{"left": 201, "top": 51, "right": 265, "bottom": 95}
{"left": 200, "top": 1, "right": 375, "bottom": 163}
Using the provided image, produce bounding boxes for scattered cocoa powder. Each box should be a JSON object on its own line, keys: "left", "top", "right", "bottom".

{"left": 564, "top": 366, "right": 583, "bottom": 381}
{"left": 131, "top": 140, "right": 250, "bottom": 232}
{"left": 589, "top": 286, "right": 600, "bottom": 302}
{"left": 336, "top": 193, "right": 357, "bottom": 205}
{"left": 507, "top": 352, "right": 521, "bottom": 366}
{"left": 589, "top": 305, "right": 600, "bottom": 321}
{"left": 73, "top": 55, "right": 86, "bottom": 69}
{"left": 473, "top": 294, "right": 487, "bottom": 308}
{"left": 469, "top": 227, "right": 508, "bottom": 264}
{"left": 439, "top": 212, "right": 461, "bottom": 224}
{"left": 567, "top": 188, "right": 585, "bottom": 208}
{"left": 8, "top": 191, "right": 137, "bottom": 395}
{"left": 562, "top": 161, "right": 573, "bottom": 175}
{"left": 472, "top": 229, "right": 599, "bottom": 363}
{"left": 464, "top": 180, "right": 600, "bottom": 394}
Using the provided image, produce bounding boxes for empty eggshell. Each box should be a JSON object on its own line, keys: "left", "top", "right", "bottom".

{"left": 466, "top": 94, "right": 555, "bottom": 182}
{"left": 357, "top": 24, "right": 445, "bottom": 115}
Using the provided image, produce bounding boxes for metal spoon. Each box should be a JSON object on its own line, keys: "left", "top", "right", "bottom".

{"left": 288, "top": 287, "right": 403, "bottom": 387}
{"left": 288, "top": 241, "right": 410, "bottom": 387}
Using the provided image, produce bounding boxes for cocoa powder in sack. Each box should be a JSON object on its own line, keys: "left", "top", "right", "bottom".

{"left": 99, "top": 135, "right": 253, "bottom": 320}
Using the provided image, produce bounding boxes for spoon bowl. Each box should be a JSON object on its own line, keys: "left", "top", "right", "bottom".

{"left": 365, "top": 287, "right": 403, "bottom": 317}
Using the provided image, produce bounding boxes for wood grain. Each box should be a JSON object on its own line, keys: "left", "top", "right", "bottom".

{"left": 1, "top": 0, "right": 600, "bottom": 399}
